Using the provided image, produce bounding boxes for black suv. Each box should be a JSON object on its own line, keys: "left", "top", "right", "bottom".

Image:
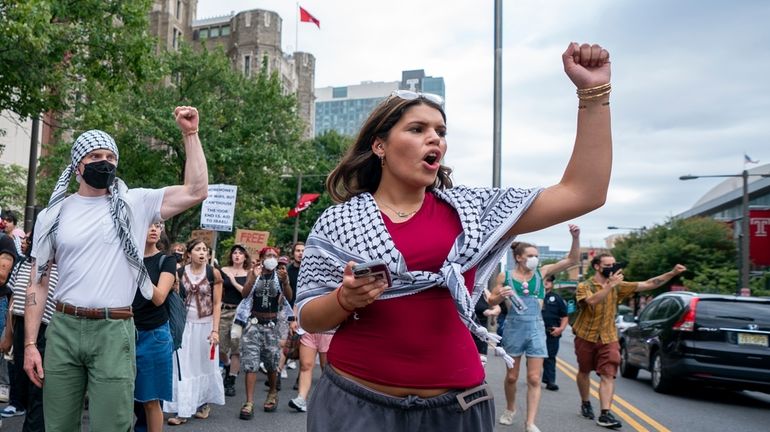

{"left": 619, "top": 292, "right": 770, "bottom": 393}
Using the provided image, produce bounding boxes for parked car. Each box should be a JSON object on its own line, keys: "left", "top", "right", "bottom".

{"left": 616, "top": 311, "right": 637, "bottom": 333}
{"left": 618, "top": 292, "right": 770, "bottom": 393}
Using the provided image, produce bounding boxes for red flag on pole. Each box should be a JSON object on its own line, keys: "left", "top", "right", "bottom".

{"left": 288, "top": 193, "right": 321, "bottom": 217}
{"left": 299, "top": 6, "right": 320, "bottom": 28}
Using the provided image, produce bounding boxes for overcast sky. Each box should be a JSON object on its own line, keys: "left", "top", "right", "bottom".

{"left": 197, "top": 0, "right": 770, "bottom": 251}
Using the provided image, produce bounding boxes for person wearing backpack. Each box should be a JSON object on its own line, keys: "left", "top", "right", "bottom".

{"left": 164, "top": 238, "right": 224, "bottom": 425}
{"left": 133, "top": 222, "right": 177, "bottom": 432}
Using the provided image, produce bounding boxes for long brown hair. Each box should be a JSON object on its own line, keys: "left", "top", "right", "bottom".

{"left": 325, "top": 95, "right": 453, "bottom": 203}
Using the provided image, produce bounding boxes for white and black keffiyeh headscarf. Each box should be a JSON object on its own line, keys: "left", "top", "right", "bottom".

{"left": 33, "top": 130, "right": 154, "bottom": 300}
{"left": 295, "top": 186, "right": 542, "bottom": 368}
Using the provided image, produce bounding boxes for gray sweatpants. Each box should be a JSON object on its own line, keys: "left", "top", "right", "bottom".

{"left": 308, "top": 366, "right": 495, "bottom": 432}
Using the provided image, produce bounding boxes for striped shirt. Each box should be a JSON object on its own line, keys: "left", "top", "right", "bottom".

{"left": 572, "top": 278, "right": 637, "bottom": 343}
{"left": 9, "top": 260, "right": 58, "bottom": 325}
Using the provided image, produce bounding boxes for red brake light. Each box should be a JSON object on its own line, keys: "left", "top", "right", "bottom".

{"left": 673, "top": 297, "right": 699, "bottom": 331}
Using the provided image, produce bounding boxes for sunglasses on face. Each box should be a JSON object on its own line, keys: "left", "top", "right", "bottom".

{"left": 390, "top": 89, "right": 444, "bottom": 106}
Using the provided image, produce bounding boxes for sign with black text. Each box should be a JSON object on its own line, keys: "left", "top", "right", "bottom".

{"left": 200, "top": 184, "right": 237, "bottom": 232}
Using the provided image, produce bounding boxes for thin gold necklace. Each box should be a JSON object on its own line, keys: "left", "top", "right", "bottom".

{"left": 378, "top": 200, "right": 421, "bottom": 218}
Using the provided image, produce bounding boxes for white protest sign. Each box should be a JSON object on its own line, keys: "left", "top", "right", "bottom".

{"left": 200, "top": 184, "right": 237, "bottom": 232}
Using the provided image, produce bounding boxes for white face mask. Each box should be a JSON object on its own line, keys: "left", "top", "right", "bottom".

{"left": 525, "top": 256, "right": 539, "bottom": 271}
{"left": 263, "top": 257, "right": 278, "bottom": 271}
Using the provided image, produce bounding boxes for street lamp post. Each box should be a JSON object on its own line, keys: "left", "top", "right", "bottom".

{"left": 680, "top": 170, "right": 770, "bottom": 289}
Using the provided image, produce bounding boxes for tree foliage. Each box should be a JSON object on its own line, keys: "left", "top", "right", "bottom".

{"left": 0, "top": 162, "right": 27, "bottom": 212}
{"left": 36, "top": 45, "right": 350, "bottom": 256}
{"left": 612, "top": 217, "right": 740, "bottom": 294}
{"left": 0, "top": 0, "right": 156, "bottom": 118}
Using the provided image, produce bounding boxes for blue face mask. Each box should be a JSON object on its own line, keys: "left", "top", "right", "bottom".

{"left": 82, "top": 160, "right": 116, "bottom": 189}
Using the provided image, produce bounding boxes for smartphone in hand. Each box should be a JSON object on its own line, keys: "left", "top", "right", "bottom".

{"left": 352, "top": 259, "right": 392, "bottom": 288}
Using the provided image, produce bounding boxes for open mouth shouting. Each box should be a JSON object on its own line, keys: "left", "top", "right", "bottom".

{"left": 422, "top": 151, "right": 442, "bottom": 170}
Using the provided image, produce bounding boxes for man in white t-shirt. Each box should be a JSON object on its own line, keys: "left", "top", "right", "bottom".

{"left": 23, "top": 106, "right": 208, "bottom": 432}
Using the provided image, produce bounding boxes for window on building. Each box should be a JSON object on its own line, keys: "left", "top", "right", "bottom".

{"left": 199, "top": 28, "right": 208, "bottom": 40}
{"left": 221, "top": 25, "right": 230, "bottom": 36}
{"left": 210, "top": 27, "right": 220, "bottom": 38}
{"left": 172, "top": 28, "right": 181, "bottom": 50}
{"left": 332, "top": 87, "right": 348, "bottom": 98}
{"left": 192, "top": 29, "right": 199, "bottom": 41}
{"left": 244, "top": 55, "right": 251, "bottom": 77}
{"left": 176, "top": 0, "right": 181, "bottom": 19}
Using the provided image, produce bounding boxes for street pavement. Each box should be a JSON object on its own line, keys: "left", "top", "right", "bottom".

{"left": 3, "top": 330, "right": 769, "bottom": 431}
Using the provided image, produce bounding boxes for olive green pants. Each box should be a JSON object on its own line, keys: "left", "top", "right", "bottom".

{"left": 43, "top": 312, "right": 136, "bottom": 432}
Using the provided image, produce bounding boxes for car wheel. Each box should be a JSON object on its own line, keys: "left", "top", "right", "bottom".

{"left": 620, "top": 344, "right": 639, "bottom": 379}
{"left": 650, "top": 352, "right": 674, "bottom": 393}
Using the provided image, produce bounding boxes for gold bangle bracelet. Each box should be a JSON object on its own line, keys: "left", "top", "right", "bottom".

{"left": 24, "top": 341, "right": 37, "bottom": 348}
{"left": 578, "top": 89, "right": 612, "bottom": 100}
{"left": 576, "top": 83, "right": 611, "bottom": 95}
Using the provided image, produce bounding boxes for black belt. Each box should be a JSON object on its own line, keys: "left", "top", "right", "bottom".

{"left": 222, "top": 304, "right": 238, "bottom": 310}
{"left": 249, "top": 317, "right": 278, "bottom": 325}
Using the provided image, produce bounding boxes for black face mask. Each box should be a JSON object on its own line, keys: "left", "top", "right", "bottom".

{"left": 174, "top": 252, "right": 184, "bottom": 263}
{"left": 81, "top": 160, "right": 116, "bottom": 189}
{"left": 601, "top": 267, "right": 613, "bottom": 278}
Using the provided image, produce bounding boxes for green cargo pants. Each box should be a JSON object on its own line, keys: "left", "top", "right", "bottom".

{"left": 43, "top": 312, "right": 136, "bottom": 432}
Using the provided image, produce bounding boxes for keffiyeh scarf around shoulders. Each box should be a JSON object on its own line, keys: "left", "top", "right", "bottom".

{"left": 295, "top": 185, "right": 542, "bottom": 367}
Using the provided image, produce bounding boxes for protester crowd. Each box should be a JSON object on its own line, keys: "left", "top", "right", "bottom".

{"left": 0, "top": 41, "right": 698, "bottom": 432}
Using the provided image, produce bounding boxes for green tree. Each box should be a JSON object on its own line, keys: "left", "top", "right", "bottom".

{"left": 0, "top": 162, "right": 27, "bottom": 212}
{"left": 37, "top": 45, "right": 309, "bottom": 246}
{"left": 612, "top": 217, "right": 739, "bottom": 294}
{"left": 270, "top": 130, "right": 352, "bottom": 252}
{"left": 0, "top": 0, "right": 156, "bottom": 119}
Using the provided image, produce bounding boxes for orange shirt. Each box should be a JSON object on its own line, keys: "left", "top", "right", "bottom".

{"left": 572, "top": 278, "right": 638, "bottom": 343}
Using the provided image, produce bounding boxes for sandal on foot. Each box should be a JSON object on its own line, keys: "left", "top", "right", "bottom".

{"left": 239, "top": 401, "right": 254, "bottom": 420}
{"left": 194, "top": 404, "right": 210, "bottom": 419}
{"left": 167, "top": 417, "right": 188, "bottom": 426}
{"left": 264, "top": 392, "right": 278, "bottom": 412}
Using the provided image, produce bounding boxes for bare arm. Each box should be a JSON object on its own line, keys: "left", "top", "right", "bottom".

{"left": 299, "top": 262, "right": 386, "bottom": 333}
{"left": 486, "top": 272, "right": 511, "bottom": 307}
{"left": 241, "top": 264, "right": 262, "bottom": 299}
{"left": 222, "top": 268, "right": 245, "bottom": 294}
{"left": 508, "top": 43, "right": 612, "bottom": 237}
{"left": 582, "top": 272, "right": 624, "bottom": 306}
{"left": 0, "top": 252, "right": 14, "bottom": 286}
{"left": 160, "top": 106, "right": 208, "bottom": 220}
{"left": 541, "top": 224, "right": 580, "bottom": 277}
{"left": 23, "top": 264, "right": 50, "bottom": 387}
{"left": 209, "top": 269, "right": 222, "bottom": 345}
{"left": 550, "top": 315, "right": 570, "bottom": 337}
{"left": 278, "top": 268, "right": 293, "bottom": 301}
{"left": 636, "top": 264, "right": 687, "bottom": 292}
{"left": 151, "top": 272, "right": 176, "bottom": 306}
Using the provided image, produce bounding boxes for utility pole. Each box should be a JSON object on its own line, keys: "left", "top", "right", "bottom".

{"left": 24, "top": 117, "right": 40, "bottom": 232}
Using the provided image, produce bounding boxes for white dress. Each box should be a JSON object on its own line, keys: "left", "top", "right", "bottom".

{"left": 163, "top": 270, "right": 225, "bottom": 417}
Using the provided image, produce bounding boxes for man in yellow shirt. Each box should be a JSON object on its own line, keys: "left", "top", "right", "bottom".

{"left": 572, "top": 253, "right": 686, "bottom": 429}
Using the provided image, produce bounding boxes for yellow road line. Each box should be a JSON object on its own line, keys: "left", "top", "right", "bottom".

{"left": 555, "top": 357, "right": 671, "bottom": 432}
{"left": 555, "top": 360, "right": 650, "bottom": 432}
